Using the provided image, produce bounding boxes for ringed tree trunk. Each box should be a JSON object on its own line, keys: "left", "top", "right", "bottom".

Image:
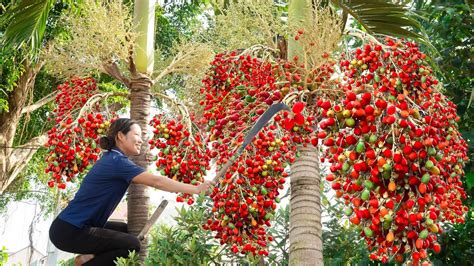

{"left": 288, "top": 0, "right": 324, "bottom": 265}
{"left": 127, "top": 0, "right": 156, "bottom": 261}
{"left": 289, "top": 145, "right": 323, "bottom": 265}
{"left": 128, "top": 74, "right": 153, "bottom": 260}
{"left": 0, "top": 59, "right": 49, "bottom": 193}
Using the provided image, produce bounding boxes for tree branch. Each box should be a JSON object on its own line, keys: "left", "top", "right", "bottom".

{"left": 1, "top": 133, "right": 48, "bottom": 194}
{"left": 21, "top": 91, "right": 57, "bottom": 114}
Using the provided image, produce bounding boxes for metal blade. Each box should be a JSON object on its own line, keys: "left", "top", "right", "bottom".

{"left": 213, "top": 102, "right": 290, "bottom": 182}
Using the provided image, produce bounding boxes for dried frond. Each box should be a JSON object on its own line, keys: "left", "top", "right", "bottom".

{"left": 42, "top": 0, "right": 134, "bottom": 78}
{"left": 209, "top": 0, "right": 286, "bottom": 51}
{"left": 153, "top": 41, "right": 214, "bottom": 86}
{"left": 152, "top": 40, "right": 214, "bottom": 108}
{"left": 290, "top": 3, "right": 342, "bottom": 69}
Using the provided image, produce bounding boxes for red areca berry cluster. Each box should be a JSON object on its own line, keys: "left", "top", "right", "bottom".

{"left": 318, "top": 39, "right": 469, "bottom": 263}
{"left": 149, "top": 115, "right": 210, "bottom": 205}
{"left": 200, "top": 51, "right": 284, "bottom": 164}
{"left": 45, "top": 78, "right": 110, "bottom": 189}
{"left": 206, "top": 128, "right": 291, "bottom": 256}
{"left": 200, "top": 52, "right": 298, "bottom": 254}
{"left": 276, "top": 101, "right": 319, "bottom": 146}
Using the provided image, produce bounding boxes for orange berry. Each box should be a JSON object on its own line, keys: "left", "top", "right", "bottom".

{"left": 388, "top": 181, "right": 396, "bottom": 192}
{"left": 386, "top": 231, "right": 394, "bottom": 242}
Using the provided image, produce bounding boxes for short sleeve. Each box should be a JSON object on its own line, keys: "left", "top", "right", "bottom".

{"left": 115, "top": 156, "right": 145, "bottom": 183}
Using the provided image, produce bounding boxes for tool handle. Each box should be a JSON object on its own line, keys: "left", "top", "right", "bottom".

{"left": 137, "top": 199, "right": 169, "bottom": 241}
{"left": 212, "top": 150, "right": 243, "bottom": 182}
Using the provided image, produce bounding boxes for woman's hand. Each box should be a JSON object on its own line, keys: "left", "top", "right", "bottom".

{"left": 195, "top": 180, "right": 215, "bottom": 195}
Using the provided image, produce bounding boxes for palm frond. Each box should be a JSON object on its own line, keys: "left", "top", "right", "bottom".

{"left": 333, "top": 0, "right": 433, "bottom": 48}
{"left": 1, "top": 0, "right": 55, "bottom": 52}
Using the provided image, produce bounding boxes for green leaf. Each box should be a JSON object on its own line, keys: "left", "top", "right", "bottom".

{"left": 333, "top": 0, "right": 434, "bottom": 49}
{"left": 173, "top": 254, "right": 184, "bottom": 263}
{"left": 1, "top": 0, "right": 55, "bottom": 53}
{"left": 466, "top": 171, "right": 474, "bottom": 190}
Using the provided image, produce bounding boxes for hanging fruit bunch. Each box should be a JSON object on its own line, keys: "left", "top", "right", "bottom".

{"left": 149, "top": 114, "right": 211, "bottom": 205}
{"left": 318, "top": 38, "right": 469, "bottom": 264}
{"left": 205, "top": 127, "right": 292, "bottom": 256}
{"left": 272, "top": 46, "right": 345, "bottom": 147}
{"left": 200, "top": 51, "right": 285, "bottom": 163}
{"left": 45, "top": 78, "right": 112, "bottom": 189}
{"left": 199, "top": 51, "right": 303, "bottom": 255}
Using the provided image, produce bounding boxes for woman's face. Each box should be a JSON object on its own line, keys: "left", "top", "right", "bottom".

{"left": 116, "top": 124, "right": 143, "bottom": 156}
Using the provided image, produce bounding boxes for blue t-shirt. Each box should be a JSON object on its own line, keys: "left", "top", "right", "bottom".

{"left": 58, "top": 148, "right": 145, "bottom": 229}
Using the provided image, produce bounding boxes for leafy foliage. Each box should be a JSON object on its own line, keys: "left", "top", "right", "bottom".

{"left": 58, "top": 257, "right": 74, "bottom": 266}
{"left": 114, "top": 250, "right": 139, "bottom": 266}
{"left": 431, "top": 209, "right": 474, "bottom": 265}
{"left": 145, "top": 195, "right": 221, "bottom": 265}
{"left": 1, "top": 0, "right": 55, "bottom": 52}
{"left": 0, "top": 0, "right": 68, "bottom": 114}
{"left": 333, "top": 0, "right": 430, "bottom": 46}
{"left": 0, "top": 47, "right": 25, "bottom": 113}
{"left": 265, "top": 204, "right": 290, "bottom": 265}
{"left": 416, "top": 0, "right": 473, "bottom": 170}
{"left": 323, "top": 217, "right": 373, "bottom": 265}
{"left": 155, "top": 1, "right": 206, "bottom": 58}
{"left": 0, "top": 246, "right": 7, "bottom": 266}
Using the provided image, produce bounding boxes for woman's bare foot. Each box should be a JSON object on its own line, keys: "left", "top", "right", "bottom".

{"left": 74, "top": 254, "right": 94, "bottom": 266}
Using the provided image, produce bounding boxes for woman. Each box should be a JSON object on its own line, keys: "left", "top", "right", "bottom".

{"left": 49, "top": 118, "right": 214, "bottom": 265}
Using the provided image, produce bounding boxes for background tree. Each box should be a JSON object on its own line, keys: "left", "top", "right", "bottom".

{"left": 0, "top": 0, "right": 68, "bottom": 193}
{"left": 414, "top": 1, "right": 474, "bottom": 264}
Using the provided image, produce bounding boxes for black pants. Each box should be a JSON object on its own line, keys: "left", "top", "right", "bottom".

{"left": 49, "top": 217, "right": 140, "bottom": 266}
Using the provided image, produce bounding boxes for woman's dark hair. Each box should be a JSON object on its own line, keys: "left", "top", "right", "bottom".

{"left": 99, "top": 118, "right": 139, "bottom": 151}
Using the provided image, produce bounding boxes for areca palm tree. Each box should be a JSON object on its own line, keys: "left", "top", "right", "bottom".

{"left": 3, "top": 0, "right": 208, "bottom": 262}
{"left": 1, "top": 0, "right": 155, "bottom": 261}
{"left": 286, "top": 0, "right": 428, "bottom": 265}
{"left": 126, "top": 0, "right": 156, "bottom": 258}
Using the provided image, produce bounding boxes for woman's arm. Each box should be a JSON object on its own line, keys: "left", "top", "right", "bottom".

{"left": 132, "top": 172, "right": 214, "bottom": 194}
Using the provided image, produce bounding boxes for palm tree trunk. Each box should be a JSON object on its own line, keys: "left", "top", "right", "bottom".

{"left": 289, "top": 144, "right": 323, "bottom": 266}
{"left": 287, "top": 0, "right": 324, "bottom": 264}
{"left": 288, "top": 0, "right": 311, "bottom": 66}
{"left": 127, "top": 0, "right": 155, "bottom": 261}
{"left": 127, "top": 73, "right": 153, "bottom": 261}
